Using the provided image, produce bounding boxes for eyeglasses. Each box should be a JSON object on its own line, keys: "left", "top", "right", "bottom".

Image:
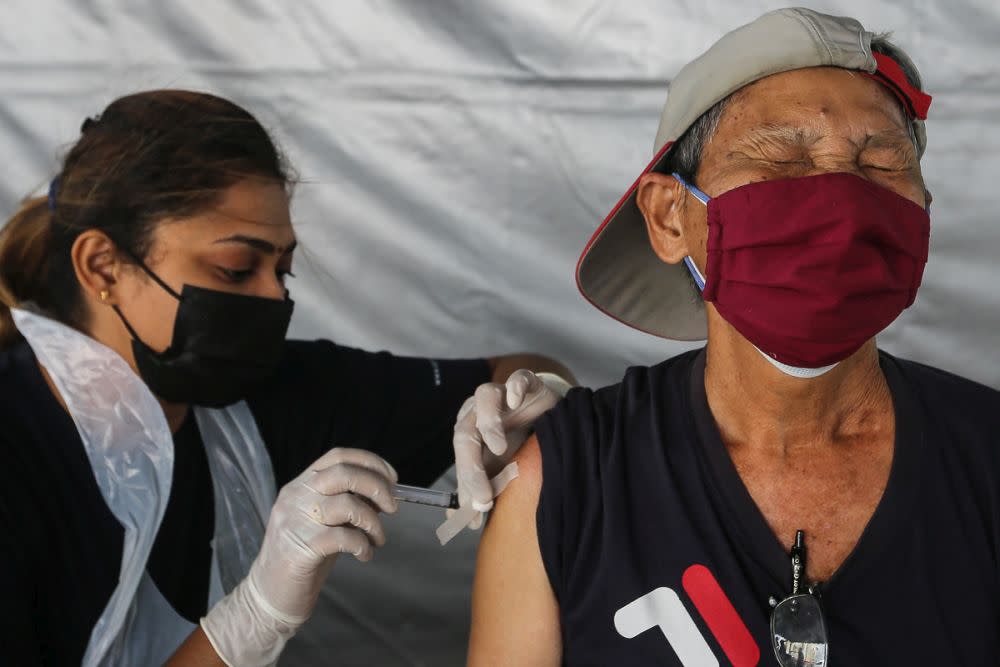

{"left": 769, "top": 530, "right": 829, "bottom": 667}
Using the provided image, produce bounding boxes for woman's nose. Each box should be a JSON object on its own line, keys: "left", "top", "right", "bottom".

{"left": 256, "top": 276, "right": 288, "bottom": 301}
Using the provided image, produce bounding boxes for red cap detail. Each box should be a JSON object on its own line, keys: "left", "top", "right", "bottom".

{"left": 862, "top": 52, "right": 932, "bottom": 120}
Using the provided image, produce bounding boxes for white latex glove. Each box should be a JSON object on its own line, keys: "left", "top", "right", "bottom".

{"left": 452, "top": 370, "right": 571, "bottom": 526}
{"left": 201, "top": 447, "right": 399, "bottom": 667}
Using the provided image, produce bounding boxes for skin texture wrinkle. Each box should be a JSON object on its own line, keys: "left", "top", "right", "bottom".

{"left": 468, "top": 66, "right": 928, "bottom": 667}
{"left": 641, "top": 67, "right": 922, "bottom": 583}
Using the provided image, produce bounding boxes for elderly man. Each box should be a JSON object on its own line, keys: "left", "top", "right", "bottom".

{"left": 464, "top": 8, "right": 1000, "bottom": 666}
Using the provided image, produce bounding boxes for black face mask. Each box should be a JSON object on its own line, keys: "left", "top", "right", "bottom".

{"left": 113, "top": 263, "right": 294, "bottom": 408}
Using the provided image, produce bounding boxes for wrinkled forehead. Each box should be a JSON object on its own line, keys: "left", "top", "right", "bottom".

{"left": 718, "top": 66, "right": 914, "bottom": 145}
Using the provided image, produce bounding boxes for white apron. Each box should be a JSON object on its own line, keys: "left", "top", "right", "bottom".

{"left": 13, "top": 308, "right": 277, "bottom": 666}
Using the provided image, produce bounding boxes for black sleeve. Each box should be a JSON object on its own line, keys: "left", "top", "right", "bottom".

{"left": 534, "top": 383, "right": 621, "bottom": 606}
{"left": 247, "top": 339, "right": 492, "bottom": 488}
{"left": 534, "top": 388, "right": 590, "bottom": 604}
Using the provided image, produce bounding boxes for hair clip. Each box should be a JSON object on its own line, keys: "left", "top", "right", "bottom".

{"left": 80, "top": 115, "right": 100, "bottom": 134}
{"left": 47, "top": 176, "right": 61, "bottom": 212}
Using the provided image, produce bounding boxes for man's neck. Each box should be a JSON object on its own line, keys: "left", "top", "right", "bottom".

{"left": 702, "top": 325, "right": 893, "bottom": 457}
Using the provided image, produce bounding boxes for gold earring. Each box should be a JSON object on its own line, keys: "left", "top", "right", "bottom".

{"left": 99, "top": 289, "right": 110, "bottom": 303}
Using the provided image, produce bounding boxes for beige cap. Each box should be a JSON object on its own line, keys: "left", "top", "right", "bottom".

{"left": 576, "top": 7, "right": 931, "bottom": 341}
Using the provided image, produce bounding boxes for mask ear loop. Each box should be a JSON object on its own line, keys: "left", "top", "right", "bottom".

{"left": 671, "top": 172, "right": 709, "bottom": 290}
{"left": 106, "top": 246, "right": 184, "bottom": 345}
{"left": 671, "top": 172, "right": 710, "bottom": 205}
{"left": 111, "top": 303, "right": 144, "bottom": 342}
{"left": 683, "top": 258, "right": 707, "bottom": 291}
{"left": 671, "top": 172, "right": 839, "bottom": 379}
{"left": 120, "top": 248, "right": 184, "bottom": 301}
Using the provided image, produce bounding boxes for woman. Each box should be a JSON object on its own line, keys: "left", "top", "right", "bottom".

{"left": 0, "top": 90, "right": 571, "bottom": 665}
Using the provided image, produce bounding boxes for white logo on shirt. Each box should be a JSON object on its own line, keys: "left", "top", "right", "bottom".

{"left": 614, "top": 587, "right": 719, "bottom": 666}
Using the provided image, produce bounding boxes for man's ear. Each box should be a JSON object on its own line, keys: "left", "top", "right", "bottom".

{"left": 636, "top": 172, "right": 690, "bottom": 264}
{"left": 71, "top": 229, "right": 122, "bottom": 303}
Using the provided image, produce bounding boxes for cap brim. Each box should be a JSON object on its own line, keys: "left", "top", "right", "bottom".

{"left": 576, "top": 141, "right": 707, "bottom": 341}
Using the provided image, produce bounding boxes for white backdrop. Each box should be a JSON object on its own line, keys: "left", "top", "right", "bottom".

{"left": 1, "top": 1, "right": 998, "bottom": 665}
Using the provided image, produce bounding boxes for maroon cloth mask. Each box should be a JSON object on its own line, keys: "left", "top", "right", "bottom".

{"left": 675, "top": 172, "right": 930, "bottom": 369}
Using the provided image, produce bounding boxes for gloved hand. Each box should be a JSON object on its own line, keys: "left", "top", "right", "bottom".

{"left": 452, "top": 370, "right": 571, "bottom": 526}
{"left": 201, "top": 447, "right": 399, "bottom": 667}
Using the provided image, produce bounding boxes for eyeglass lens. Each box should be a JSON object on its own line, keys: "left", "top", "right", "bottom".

{"left": 771, "top": 593, "right": 828, "bottom": 667}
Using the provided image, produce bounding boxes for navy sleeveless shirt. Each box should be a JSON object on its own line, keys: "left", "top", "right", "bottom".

{"left": 535, "top": 349, "right": 1000, "bottom": 666}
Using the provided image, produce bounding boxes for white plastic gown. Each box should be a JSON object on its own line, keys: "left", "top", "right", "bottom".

{"left": 12, "top": 307, "right": 278, "bottom": 666}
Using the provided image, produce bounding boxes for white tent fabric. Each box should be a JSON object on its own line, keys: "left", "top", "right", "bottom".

{"left": 1, "top": 1, "right": 997, "bottom": 665}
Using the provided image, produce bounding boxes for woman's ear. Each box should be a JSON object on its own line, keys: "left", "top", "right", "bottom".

{"left": 636, "top": 172, "right": 691, "bottom": 264}
{"left": 71, "top": 230, "right": 122, "bottom": 303}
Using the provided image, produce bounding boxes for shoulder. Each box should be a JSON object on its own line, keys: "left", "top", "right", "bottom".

{"left": 536, "top": 350, "right": 698, "bottom": 456}
{"left": 0, "top": 342, "right": 27, "bottom": 394}
{"left": 0, "top": 342, "right": 44, "bottom": 428}
{"left": 532, "top": 349, "right": 699, "bottom": 533}
{"left": 0, "top": 344, "right": 14, "bottom": 375}
{"left": 885, "top": 352, "right": 1000, "bottom": 421}
{"left": 884, "top": 352, "right": 1000, "bottom": 469}
{"left": 0, "top": 344, "right": 67, "bottom": 521}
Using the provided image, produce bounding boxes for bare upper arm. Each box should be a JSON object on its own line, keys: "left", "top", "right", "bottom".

{"left": 468, "top": 434, "right": 562, "bottom": 667}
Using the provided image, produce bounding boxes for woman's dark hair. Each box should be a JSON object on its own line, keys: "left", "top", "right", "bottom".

{"left": 0, "top": 89, "right": 293, "bottom": 349}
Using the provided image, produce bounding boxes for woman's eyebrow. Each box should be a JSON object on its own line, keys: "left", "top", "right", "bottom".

{"left": 213, "top": 235, "right": 298, "bottom": 255}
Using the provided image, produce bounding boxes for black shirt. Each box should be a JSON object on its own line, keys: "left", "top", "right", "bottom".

{"left": 0, "top": 339, "right": 489, "bottom": 665}
{"left": 535, "top": 349, "right": 1000, "bottom": 666}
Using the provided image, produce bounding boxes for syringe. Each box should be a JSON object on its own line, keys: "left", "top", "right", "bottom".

{"left": 393, "top": 484, "right": 460, "bottom": 509}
